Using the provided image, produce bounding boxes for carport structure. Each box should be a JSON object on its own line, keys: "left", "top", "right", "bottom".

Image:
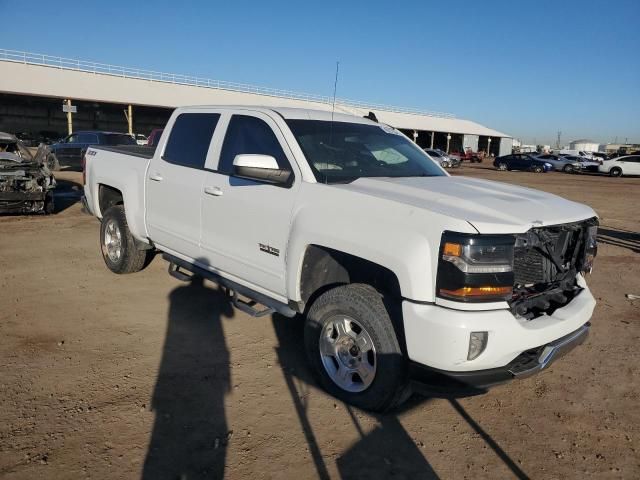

{"left": 0, "top": 49, "right": 512, "bottom": 153}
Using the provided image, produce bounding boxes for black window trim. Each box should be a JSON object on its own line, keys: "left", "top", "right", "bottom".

{"left": 213, "top": 113, "right": 296, "bottom": 189}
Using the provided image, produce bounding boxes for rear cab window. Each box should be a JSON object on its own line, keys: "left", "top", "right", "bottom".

{"left": 163, "top": 113, "right": 221, "bottom": 169}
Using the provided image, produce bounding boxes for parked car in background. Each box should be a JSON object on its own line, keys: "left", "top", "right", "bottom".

{"left": 49, "top": 131, "right": 137, "bottom": 168}
{"left": 452, "top": 148, "right": 483, "bottom": 163}
{"left": 560, "top": 149, "right": 595, "bottom": 160}
{"left": 535, "top": 154, "right": 582, "bottom": 173}
{"left": 133, "top": 134, "right": 148, "bottom": 146}
{"left": 146, "top": 128, "right": 164, "bottom": 147}
{"left": 598, "top": 155, "right": 640, "bottom": 177}
{"left": 564, "top": 155, "right": 601, "bottom": 173}
{"left": 494, "top": 153, "right": 554, "bottom": 172}
{"left": 424, "top": 148, "right": 460, "bottom": 168}
{"left": 590, "top": 152, "right": 608, "bottom": 162}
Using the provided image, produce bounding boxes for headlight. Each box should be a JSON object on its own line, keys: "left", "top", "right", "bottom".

{"left": 545, "top": 162, "right": 552, "bottom": 167}
{"left": 582, "top": 224, "right": 598, "bottom": 273}
{"left": 437, "top": 232, "right": 515, "bottom": 302}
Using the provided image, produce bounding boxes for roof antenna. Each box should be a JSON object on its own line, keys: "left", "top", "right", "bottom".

{"left": 331, "top": 61, "right": 340, "bottom": 122}
{"left": 327, "top": 61, "right": 340, "bottom": 184}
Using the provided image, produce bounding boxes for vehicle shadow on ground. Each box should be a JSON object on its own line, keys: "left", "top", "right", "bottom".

{"left": 271, "top": 313, "right": 531, "bottom": 480}
{"left": 142, "top": 276, "right": 235, "bottom": 480}
{"left": 143, "top": 275, "right": 530, "bottom": 479}
{"left": 53, "top": 177, "right": 83, "bottom": 213}
{"left": 598, "top": 227, "right": 640, "bottom": 254}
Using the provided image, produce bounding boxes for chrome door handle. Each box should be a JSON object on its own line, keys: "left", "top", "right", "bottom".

{"left": 149, "top": 172, "right": 163, "bottom": 182}
{"left": 204, "top": 186, "right": 223, "bottom": 196}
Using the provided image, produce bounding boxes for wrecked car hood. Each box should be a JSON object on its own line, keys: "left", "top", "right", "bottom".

{"left": 334, "top": 176, "right": 596, "bottom": 234}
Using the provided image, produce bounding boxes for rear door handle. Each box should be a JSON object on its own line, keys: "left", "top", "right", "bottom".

{"left": 204, "top": 186, "right": 223, "bottom": 197}
{"left": 149, "top": 172, "right": 163, "bottom": 182}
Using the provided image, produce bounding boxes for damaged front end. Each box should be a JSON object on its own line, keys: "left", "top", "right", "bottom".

{"left": 0, "top": 133, "right": 56, "bottom": 214}
{"left": 510, "top": 218, "right": 598, "bottom": 319}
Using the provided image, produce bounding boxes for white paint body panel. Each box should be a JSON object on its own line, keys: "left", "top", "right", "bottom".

{"left": 599, "top": 156, "right": 640, "bottom": 176}
{"left": 403, "top": 275, "right": 596, "bottom": 371}
{"left": 84, "top": 105, "right": 597, "bottom": 373}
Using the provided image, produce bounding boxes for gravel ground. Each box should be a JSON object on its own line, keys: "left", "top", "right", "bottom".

{"left": 0, "top": 165, "right": 638, "bottom": 479}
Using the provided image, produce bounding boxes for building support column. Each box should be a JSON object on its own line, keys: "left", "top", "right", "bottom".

{"left": 66, "top": 99, "right": 73, "bottom": 135}
{"left": 487, "top": 137, "right": 492, "bottom": 156}
{"left": 124, "top": 104, "right": 133, "bottom": 135}
{"left": 430, "top": 131, "right": 434, "bottom": 149}
{"left": 412, "top": 130, "right": 418, "bottom": 143}
{"left": 446, "top": 133, "right": 451, "bottom": 153}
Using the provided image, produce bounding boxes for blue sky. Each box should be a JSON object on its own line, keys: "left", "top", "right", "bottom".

{"left": 2, "top": 0, "right": 638, "bottom": 144}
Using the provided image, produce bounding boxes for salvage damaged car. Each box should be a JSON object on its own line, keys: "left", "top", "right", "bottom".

{"left": 0, "top": 132, "right": 56, "bottom": 214}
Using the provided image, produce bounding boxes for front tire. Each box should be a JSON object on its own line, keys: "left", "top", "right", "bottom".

{"left": 497, "top": 162, "right": 508, "bottom": 171}
{"left": 304, "top": 284, "right": 409, "bottom": 412}
{"left": 533, "top": 166, "right": 543, "bottom": 173}
{"left": 100, "top": 205, "right": 151, "bottom": 274}
{"left": 563, "top": 164, "right": 574, "bottom": 173}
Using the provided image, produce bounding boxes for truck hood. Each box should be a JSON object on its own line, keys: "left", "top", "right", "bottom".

{"left": 333, "top": 176, "right": 596, "bottom": 234}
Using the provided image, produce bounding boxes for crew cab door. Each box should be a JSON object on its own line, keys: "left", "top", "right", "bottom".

{"left": 145, "top": 112, "right": 222, "bottom": 259}
{"left": 200, "top": 112, "right": 299, "bottom": 297}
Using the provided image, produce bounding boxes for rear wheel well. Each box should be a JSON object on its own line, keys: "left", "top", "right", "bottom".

{"left": 98, "top": 184, "right": 123, "bottom": 216}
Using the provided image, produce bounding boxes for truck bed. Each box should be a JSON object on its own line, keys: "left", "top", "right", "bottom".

{"left": 92, "top": 145, "right": 156, "bottom": 159}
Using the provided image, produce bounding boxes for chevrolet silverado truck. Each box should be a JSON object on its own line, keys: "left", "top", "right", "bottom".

{"left": 83, "top": 106, "right": 598, "bottom": 411}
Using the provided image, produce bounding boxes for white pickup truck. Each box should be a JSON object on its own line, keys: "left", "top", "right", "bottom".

{"left": 83, "top": 106, "right": 598, "bottom": 411}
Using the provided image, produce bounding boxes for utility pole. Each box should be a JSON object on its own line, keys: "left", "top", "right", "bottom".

{"left": 556, "top": 131, "right": 561, "bottom": 150}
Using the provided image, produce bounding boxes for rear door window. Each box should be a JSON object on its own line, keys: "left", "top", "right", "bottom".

{"left": 163, "top": 113, "right": 221, "bottom": 169}
{"left": 218, "top": 115, "right": 290, "bottom": 175}
{"left": 77, "top": 133, "right": 99, "bottom": 144}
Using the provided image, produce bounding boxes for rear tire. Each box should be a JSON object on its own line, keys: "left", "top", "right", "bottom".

{"left": 304, "top": 284, "right": 409, "bottom": 412}
{"left": 610, "top": 167, "right": 622, "bottom": 177}
{"left": 100, "top": 205, "right": 151, "bottom": 274}
{"left": 497, "top": 162, "right": 507, "bottom": 171}
{"left": 533, "top": 166, "right": 543, "bottom": 173}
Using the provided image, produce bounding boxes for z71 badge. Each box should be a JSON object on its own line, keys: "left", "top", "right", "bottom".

{"left": 259, "top": 243, "right": 280, "bottom": 257}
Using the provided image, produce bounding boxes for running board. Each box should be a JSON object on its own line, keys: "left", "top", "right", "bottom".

{"left": 162, "top": 253, "right": 296, "bottom": 318}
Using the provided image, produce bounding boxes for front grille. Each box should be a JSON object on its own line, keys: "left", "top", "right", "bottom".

{"left": 514, "top": 230, "right": 561, "bottom": 285}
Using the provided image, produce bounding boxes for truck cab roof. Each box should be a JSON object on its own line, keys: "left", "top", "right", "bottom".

{"left": 178, "top": 105, "right": 378, "bottom": 125}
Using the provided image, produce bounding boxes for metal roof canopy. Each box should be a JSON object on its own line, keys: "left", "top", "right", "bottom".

{"left": 0, "top": 49, "right": 511, "bottom": 139}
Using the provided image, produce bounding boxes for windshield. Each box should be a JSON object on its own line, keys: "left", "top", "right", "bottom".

{"left": 286, "top": 120, "right": 445, "bottom": 183}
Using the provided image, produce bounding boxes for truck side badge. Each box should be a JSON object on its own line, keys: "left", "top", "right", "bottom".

{"left": 259, "top": 243, "right": 280, "bottom": 257}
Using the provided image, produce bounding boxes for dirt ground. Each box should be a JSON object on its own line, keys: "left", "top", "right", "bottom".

{"left": 1, "top": 165, "right": 638, "bottom": 479}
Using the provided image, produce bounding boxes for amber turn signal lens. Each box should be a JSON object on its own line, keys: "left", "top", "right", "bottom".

{"left": 440, "top": 286, "right": 512, "bottom": 299}
{"left": 443, "top": 242, "right": 462, "bottom": 257}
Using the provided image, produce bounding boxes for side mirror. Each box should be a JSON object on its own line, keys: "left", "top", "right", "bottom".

{"left": 232, "top": 154, "right": 292, "bottom": 185}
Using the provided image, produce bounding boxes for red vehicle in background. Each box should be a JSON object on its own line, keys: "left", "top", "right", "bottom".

{"left": 449, "top": 147, "right": 485, "bottom": 163}
{"left": 146, "top": 128, "right": 164, "bottom": 147}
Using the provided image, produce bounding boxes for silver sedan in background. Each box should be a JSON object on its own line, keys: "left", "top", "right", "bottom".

{"left": 535, "top": 154, "right": 582, "bottom": 173}
{"left": 424, "top": 148, "right": 460, "bottom": 168}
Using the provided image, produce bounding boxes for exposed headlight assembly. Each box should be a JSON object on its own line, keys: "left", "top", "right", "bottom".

{"left": 582, "top": 224, "right": 598, "bottom": 273}
{"left": 437, "top": 232, "right": 515, "bottom": 302}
